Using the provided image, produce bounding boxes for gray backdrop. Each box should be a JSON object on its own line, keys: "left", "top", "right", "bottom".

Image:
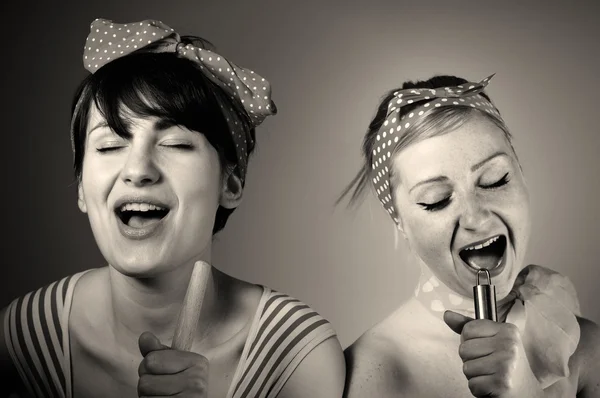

{"left": 2, "top": 0, "right": 598, "bottom": 348}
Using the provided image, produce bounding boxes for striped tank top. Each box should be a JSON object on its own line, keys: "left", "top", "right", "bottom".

{"left": 3, "top": 271, "right": 336, "bottom": 398}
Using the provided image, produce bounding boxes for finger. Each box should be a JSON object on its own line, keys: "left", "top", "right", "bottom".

{"left": 467, "top": 374, "right": 499, "bottom": 397}
{"left": 139, "top": 350, "right": 209, "bottom": 376}
{"left": 462, "top": 354, "right": 501, "bottom": 379}
{"left": 458, "top": 337, "right": 496, "bottom": 361}
{"left": 138, "top": 369, "right": 208, "bottom": 396}
{"left": 443, "top": 310, "right": 473, "bottom": 335}
{"left": 138, "top": 373, "right": 184, "bottom": 396}
{"left": 172, "top": 261, "right": 211, "bottom": 351}
{"left": 461, "top": 319, "right": 502, "bottom": 341}
{"left": 138, "top": 331, "right": 169, "bottom": 358}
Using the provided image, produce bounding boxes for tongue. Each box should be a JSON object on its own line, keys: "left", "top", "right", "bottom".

{"left": 466, "top": 252, "right": 501, "bottom": 270}
{"left": 128, "top": 215, "right": 162, "bottom": 229}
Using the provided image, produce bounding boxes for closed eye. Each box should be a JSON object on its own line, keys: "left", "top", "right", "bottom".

{"left": 481, "top": 172, "right": 510, "bottom": 189}
{"left": 96, "top": 147, "right": 124, "bottom": 153}
{"left": 418, "top": 196, "right": 452, "bottom": 212}
{"left": 162, "top": 143, "right": 194, "bottom": 150}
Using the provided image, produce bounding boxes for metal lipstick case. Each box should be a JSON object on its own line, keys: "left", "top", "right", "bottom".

{"left": 473, "top": 269, "right": 498, "bottom": 321}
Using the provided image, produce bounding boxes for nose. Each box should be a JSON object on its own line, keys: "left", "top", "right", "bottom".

{"left": 459, "top": 194, "right": 492, "bottom": 231}
{"left": 120, "top": 146, "right": 160, "bottom": 187}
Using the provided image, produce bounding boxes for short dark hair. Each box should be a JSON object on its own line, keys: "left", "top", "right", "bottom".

{"left": 70, "top": 37, "right": 255, "bottom": 234}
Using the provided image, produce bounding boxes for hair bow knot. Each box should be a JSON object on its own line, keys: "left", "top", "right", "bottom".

{"left": 83, "top": 18, "right": 276, "bottom": 127}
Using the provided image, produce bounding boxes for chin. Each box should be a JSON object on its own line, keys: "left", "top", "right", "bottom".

{"left": 110, "top": 263, "right": 162, "bottom": 278}
{"left": 106, "top": 251, "right": 172, "bottom": 278}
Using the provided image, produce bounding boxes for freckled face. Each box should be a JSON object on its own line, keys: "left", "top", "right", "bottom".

{"left": 392, "top": 116, "right": 531, "bottom": 299}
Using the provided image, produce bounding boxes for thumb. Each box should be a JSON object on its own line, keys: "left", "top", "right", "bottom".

{"left": 443, "top": 310, "right": 473, "bottom": 335}
{"left": 138, "top": 331, "right": 169, "bottom": 357}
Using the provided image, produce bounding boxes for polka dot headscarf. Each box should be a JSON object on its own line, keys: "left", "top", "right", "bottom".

{"left": 74, "top": 18, "right": 277, "bottom": 181}
{"left": 370, "top": 74, "right": 501, "bottom": 223}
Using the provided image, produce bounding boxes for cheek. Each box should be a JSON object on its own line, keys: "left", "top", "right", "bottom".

{"left": 80, "top": 156, "right": 119, "bottom": 205}
{"left": 510, "top": 182, "right": 531, "bottom": 248}
{"left": 80, "top": 164, "right": 104, "bottom": 204}
{"left": 402, "top": 210, "right": 455, "bottom": 263}
{"left": 492, "top": 179, "right": 531, "bottom": 233}
{"left": 173, "top": 162, "right": 222, "bottom": 220}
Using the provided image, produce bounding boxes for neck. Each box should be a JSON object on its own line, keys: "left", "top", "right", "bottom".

{"left": 414, "top": 264, "right": 514, "bottom": 321}
{"left": 106, "top": 252, "right": 224, "bottom": 346}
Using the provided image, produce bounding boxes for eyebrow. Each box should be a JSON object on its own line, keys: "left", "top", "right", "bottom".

{"left": 470, "top": 151, "right": 509, "bottom": 172}
{"left": 87, "top": 121, "right": 109, "bottom": 136}
{"left": 87, "top": 118, "right": 178, "bottom": 136}
{"left": 153, "top": 118, "right": 178, "bottom": 131}
{"left": 408, "top": 151, "right": 510, "bottom": 194}
{"left": 409, "top": 176, "right": 450, "bottom": 194}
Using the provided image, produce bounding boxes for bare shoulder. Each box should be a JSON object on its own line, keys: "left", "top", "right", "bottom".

{"left": 574, "top": 316, "right": 600, "bottom": 397}
{"left": 276, "top": 336, "right": 346, "bottom": 398}
{"left": 72, "top": 267, "right": 107, "bottom": 296}
{"left": 69, "top": 267, "right": 110, "bottom": 330}
{"left": 343, "top": 320, "right": 411, "bottom": 398}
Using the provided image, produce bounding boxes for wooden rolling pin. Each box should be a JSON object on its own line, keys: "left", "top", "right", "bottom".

{"left": 171, "top": 260, "right": 211, "bottom": 351}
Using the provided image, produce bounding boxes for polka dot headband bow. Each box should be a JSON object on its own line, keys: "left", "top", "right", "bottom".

{"left": 370, "top": 74, "right": 502, "bottom": 223}
{"left": 79, "top": 18, "right": 277, "bottom": 179}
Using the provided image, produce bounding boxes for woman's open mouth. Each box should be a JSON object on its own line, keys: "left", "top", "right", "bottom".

{"left": 116, "top": 202, "right": 170, "bottom": 234}
{"left": 459, "top": 235, "right": 507, "bottom": 271}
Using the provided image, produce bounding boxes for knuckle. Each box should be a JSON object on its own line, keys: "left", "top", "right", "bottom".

{"left": 467, "top": 378, "right": 483, "bottom": 396}
{"left": 144, "top": 351, "right": 159, "bottom": 372}
{"left": 505, "top": 323, "right": 519, "bottom": 339}
{"left": 458, "top": 343, "right": 468, "bottom": 359}
{"left": 499, "top": 353, "right": 513, "bottom": 370}
{"left": 498, "top": 375, "right": 512, "bottom": 391}
{"left": 137, "top": 359, "right": 146, "bottom": 377}
{"left": 506, "top": 341, "right": 519, "bottom": 358}
{"left": 499, "top": 360, "right": 510, "bottom": 375}
{"left": 462, "top": 361, "right": 470, "bottom": 375}
{"left": 199, "top": 354, "right": 209, "bottom": 369}
{"left": 462, "top": 321, "right": 475, "bottom": 336}
{"left": 137, "top": 375, "right": 151, "bottom": 395}
{"left": 188, "top": 376, "right": 208, "bottom": 392}
{"left": 194, "top": 355, "right": 210, "bottom": 372}
{"left": 463, "top": 321, "right": 477, "bottom": 334}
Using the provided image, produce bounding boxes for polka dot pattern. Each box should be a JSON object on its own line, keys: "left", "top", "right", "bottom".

{"left": 413, "top": 263, "right": 583, "bottom": 391}
{"left": 414, "top": 267, "right": 475, "bottom": 318}
{"left": 369, "top": 75, "right": 500, "bottom": 223}
{"left": 79, "top": 18, "right": 277, "bottom": 181}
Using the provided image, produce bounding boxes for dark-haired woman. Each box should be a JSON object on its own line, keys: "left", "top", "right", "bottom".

{"left": 0, "top": 19, "right": 345, "bottom": 398}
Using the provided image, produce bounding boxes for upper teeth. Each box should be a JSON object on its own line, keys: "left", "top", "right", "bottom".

{"left": 120, "top": 203, "right": 165, "bottom": 212}
{"left": 465, "top": 236, "right": 499, "bottom": 251}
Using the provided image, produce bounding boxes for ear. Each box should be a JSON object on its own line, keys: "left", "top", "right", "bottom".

{"left": 77, "top": 183, "right": 87, "bottom": 213}
{"left": 219, "top": 167, "right": 243, "bottom": 209}
{"left": 396, "top": 216, "right": 407, "bottom": 239}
